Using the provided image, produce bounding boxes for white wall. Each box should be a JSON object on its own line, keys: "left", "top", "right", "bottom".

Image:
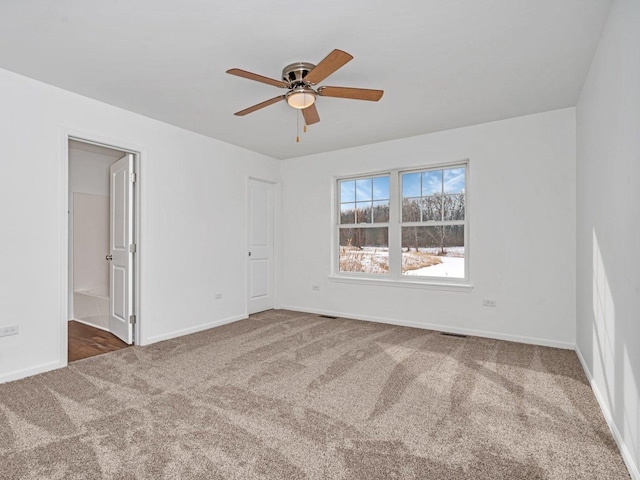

{"left": 0, "top": 67, "right": 280, "bottom": 382}
{"left": 72, "top": 193, "right": 110, "bottom": 330}
{"left": 73, "top": 193, "right": 109, "bottom": 295}
{"left": 279, "top": 108, "right": 576, "bottom": 348}
{"left": 576, "top": 0, "right": 640, "bottom": 477}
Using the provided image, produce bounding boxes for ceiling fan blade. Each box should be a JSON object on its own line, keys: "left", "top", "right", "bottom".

{"left": 226, "top": 68, "right": 289, "bottom": 88}
{"left": 304, "top": 49, "right": 353, "bottom": 85}
{"left": 302, "top": 103, "right": 320, "bottom": 125}
{"left": 318, "top": 86, "right": 384, "bottom": 102}
{"left": 234, "top": 95, "right": 285, "bottom": 116}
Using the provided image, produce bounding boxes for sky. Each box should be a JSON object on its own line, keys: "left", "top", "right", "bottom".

{"left": 402, "top": 167, "right": 465, "bottom": 198}
{"left": 340, "top": 175, "right": 389, "bottom": 204}
{"left": 340, "top": 167, "right": 465, "bottom": 207}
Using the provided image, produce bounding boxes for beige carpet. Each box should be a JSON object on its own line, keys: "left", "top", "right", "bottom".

{"left": 0, "top": 310, "right": 630, "bottom": 479}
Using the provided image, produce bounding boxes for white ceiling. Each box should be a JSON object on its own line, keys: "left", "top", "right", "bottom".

{"left": 0, "top": 0, "right": 611, "bottom": 159}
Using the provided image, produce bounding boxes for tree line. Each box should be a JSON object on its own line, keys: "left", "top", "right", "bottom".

{"left": 340, "top": 194, "right": 465, "bottom": 254}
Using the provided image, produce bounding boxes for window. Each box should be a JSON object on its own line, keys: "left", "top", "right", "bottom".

{"left": 338, "top": 175, "right": 390, "bottom": 274}
{"left": 335, "top": 163, "right": 468, "bottom": 283}
{"left": 401, "top": 166, "right": 466, "bottom": 278}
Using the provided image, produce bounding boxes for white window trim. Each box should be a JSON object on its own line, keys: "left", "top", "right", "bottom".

{"left": 331, "top": 160, "right": 472, "bottom": 290}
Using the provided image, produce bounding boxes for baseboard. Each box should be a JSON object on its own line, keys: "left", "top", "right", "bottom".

{"left": 0, "top": 360, "right": 63, "bottom": 384}
{"left": 144, "top": 314, "right": 248, "bottom": 344}
{"left": 69, "top": 318, "right": 110, "bottom": 332}
{"left": 575, "top": 347, "right": 639, "bottom": 480}
{"left": 279, "top": 304, "right": 575, "bottom": 350}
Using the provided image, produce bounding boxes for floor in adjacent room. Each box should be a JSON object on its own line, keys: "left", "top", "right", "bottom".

{"left": 0, "top": 310, "right": 630, "bottom": 479}
{"left": 67, "top": 320, "right": 129, "bottom": 362}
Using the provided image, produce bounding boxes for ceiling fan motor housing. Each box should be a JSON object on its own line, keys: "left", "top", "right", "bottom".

{"left": 282, "top": 62, "right": 316, "bottom": 86}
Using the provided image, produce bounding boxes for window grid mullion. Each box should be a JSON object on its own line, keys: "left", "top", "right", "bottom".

{"left": 401, "top": 220, "right": 464, "bottom": 227}
{"left": 370, "top": 180, "right": 373, "bottom": 221}
{"left": 338, "top": 223, "right": 390, "bottom": 229}
{"left": 441, "top": 170, "right": 444, "bottom": 222}
{"left": 419, "top": 173, "right": 424, "bottom": 223}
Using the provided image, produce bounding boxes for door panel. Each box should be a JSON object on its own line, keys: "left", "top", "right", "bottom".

{"left": 251, "top": 188, "right": 269, "bottom": 245}
{"left": 248, "top": 180, "right": 274, "bottom": 314}
{"left": 250, "top": 259, "right": 269, "bottom": 298}
{"left": 109, "top": 154, "right": 134, "bottom": 344}
{"left": 112, "top": 265, "right": 126, "bottom": 320}
{"left": 112, "top": 172, "right": 126, "bottom": 248}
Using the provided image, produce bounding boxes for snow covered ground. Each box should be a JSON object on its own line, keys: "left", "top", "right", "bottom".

{"left": 339, "top": 248, "right": 389, "bottom": 273}
{"left": 403, "top": 256, "right": 465, "bottom": 278}
{"left": 340, "top": 246, "right": 464, "bottom": 277}
{"left": 409, "top": 246, "right": 464, "bottom": 257}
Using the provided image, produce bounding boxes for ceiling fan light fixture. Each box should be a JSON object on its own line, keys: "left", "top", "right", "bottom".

{"left": 286, "top": 88, "right": 316, "bottom": 109}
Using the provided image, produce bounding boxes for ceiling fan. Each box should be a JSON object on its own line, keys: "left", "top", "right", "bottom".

{"left": 226, "top": 49, "right": 384, "bottom": 126}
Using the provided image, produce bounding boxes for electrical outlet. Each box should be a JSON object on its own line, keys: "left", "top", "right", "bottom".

{"left": 0, "top": 325, "right": 19, "bottom": 337}
{"left": 483, "top": 299, "right": 497, "bottom": 307}
{"left": 215, "top": 292, "right": 222, "bottom": 300}
{"left": 311, "top": 285, "right": 320, "bottom": 291}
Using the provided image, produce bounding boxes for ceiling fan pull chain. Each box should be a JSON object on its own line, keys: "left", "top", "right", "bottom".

{"left": 304, "top": 124, "right": 307, "bottom": 133}
{"left": 296, "top": 109, "right": 300, "bottom": 143}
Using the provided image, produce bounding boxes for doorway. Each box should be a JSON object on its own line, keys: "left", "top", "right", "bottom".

{"left": 66, "top": 138, "right": 137, "bottom": 361}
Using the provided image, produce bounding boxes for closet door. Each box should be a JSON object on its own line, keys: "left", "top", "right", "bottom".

{"left": 248, "top": 179, "right": 274, "bottom": 314}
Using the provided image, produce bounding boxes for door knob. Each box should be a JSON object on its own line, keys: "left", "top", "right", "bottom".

{"left": 106, "top": 254, "right": 113, "bottom": 261}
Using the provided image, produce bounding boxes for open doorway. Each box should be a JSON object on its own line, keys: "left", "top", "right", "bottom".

{"left": 67, "top": 139, "right": 137, "bottom": 361}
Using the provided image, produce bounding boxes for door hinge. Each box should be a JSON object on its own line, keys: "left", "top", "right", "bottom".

{"left": 129, "top": 314, "right": 136, "bottom": 325}
{"left": 130, "top": 172, "right": 137, "bottom": 183}
{"left": 130, "top": 243, "right": 137, "bottom": 253}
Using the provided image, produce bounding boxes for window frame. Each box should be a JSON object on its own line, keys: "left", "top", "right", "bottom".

{"left": 336, "top": 173, "right": 392, "bottom": 279}
{"left": 332, "top": 160, "right": 470, "bottom": 288}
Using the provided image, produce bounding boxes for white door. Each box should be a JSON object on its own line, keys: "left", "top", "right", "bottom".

{"left": 248, "top": 179, "right": 274, "bottom": 314}
{"left": 109, "top": 154, "right": 135, "bottom": 344}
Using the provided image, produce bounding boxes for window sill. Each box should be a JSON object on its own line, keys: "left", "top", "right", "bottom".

{"left": 328, "top": 275, "right": 474, "bottom": 292}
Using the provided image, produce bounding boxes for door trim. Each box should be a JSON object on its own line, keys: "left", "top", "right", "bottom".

{"left": 60, "top": 128, "right": 144, "bottom": 368}
{"left": 246, "top": 177, "right": 280, "bottom": 315}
